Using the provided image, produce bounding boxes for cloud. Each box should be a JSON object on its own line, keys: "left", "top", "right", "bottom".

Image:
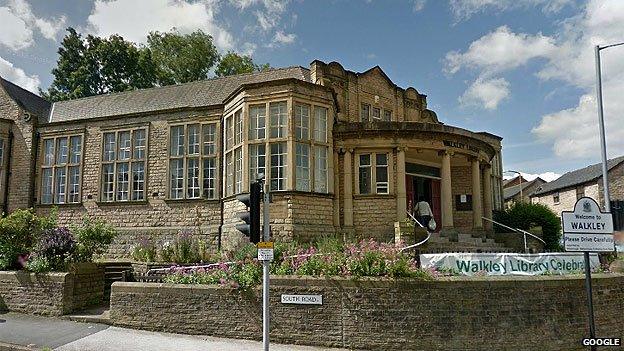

{"left": 412, "top": 0, "right": 426, "bottom": 12}
{"left": 0, "top": 56, "right": 40, "bottom": 92}
{"left": 444, "top": 26, "right": 557, "bottom": 75}
{"left": 87, "top": 0, "right": 234, "bottom": 51}
{"left": 272, "top": 31, "right": 296, "bottom": 45}
{"left": 504, "top": 172, "right": 561, "bottom": 182}
{"left": 449, "top": 0, "right": 575, "bottom": 21}
{"left": 532, "top": 0, "right": 624, "bottom": 159}
{"left": 0, "top": 0, "right": 65, "bottom": 50}
{"left": 242, "top": 0, "right": 289, "bottom": 31}
{"left": 459, "top": 77, "right": 510, "bottom": 110}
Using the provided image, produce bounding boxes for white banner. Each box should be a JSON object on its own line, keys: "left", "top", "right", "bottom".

{"left": 420, "top": 252, "right": 601, "bottom": 276}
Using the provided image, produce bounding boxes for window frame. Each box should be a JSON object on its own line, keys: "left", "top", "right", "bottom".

{"left": 355, "top": 151, "right": 392, "bottom": 195}
{"left": 553, "top": 192, "right": 560, "bottom": 204}
{"left": 100, "top": 127, "right": 148, "bottom": 203}
{"left": 168, "top": 121, "right": 219, "bottom": 200}
{"left": 40, "top": 133, "right": 84, "bottom": 205}
{"left": 360, "top": 103, "right": 370, "bottom": 122}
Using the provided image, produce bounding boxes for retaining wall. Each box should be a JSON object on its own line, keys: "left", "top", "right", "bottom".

{"left": 0, "top": 263, "right": 105, "bottom": 316}
{"left": 110, "top": 274, "right": 624, "bottom": 351}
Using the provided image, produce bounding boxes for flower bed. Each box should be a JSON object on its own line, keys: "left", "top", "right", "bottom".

{"left": 162, "top": 238, "right": 434, "bottom": 288}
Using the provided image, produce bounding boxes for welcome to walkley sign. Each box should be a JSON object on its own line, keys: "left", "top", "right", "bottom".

{"left": 562, "top": 197, "right": 615, "bottom": 252}
{"left": 420, "top": 253, "right": 600, "bottom": 276}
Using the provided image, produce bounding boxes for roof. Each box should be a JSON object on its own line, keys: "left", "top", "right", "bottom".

{"left": 503, "top": 175, "right": 528, "bottom": 188}
{"left": 503, "top": 178, "right": 545, "bottom": 200}
{"left": 532, "top": 156, "right": 624, "bottom": 196}
{"left": 0, "top": 77, "right": 51, "bottom": 124}
{"left": 49, "top": 66, "right": 311, "bottom": 123}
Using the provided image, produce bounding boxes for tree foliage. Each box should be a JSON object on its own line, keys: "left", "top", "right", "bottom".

{"left": 146, "top": 30, "right": 219, "bottom": 85}
{"left": 43, "top": 28, "right": 269, "bottom": 101}
{"left": 493, "top": 202, "right": 562, "bottom": 251}
{"left": 215, "top": 52, "right": 271, "bottom": 77}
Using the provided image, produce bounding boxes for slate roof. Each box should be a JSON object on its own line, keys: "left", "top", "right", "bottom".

{"left": 503, "top": 178, "right": 544, "bottom": 200}
{"left": 48, "top": 66, "right": 311, "bottom": 123}
{"left": 532, "top": 156, "right": 624, "bottom": 196}
{"left": 0, "top": 77, "right": 51, "bottom": 124}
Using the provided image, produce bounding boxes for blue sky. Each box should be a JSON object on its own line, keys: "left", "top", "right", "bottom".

{"left": 1, "top": 0, "right": 624, "bottom": 181}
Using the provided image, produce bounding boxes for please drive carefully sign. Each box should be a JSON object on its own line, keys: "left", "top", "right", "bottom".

{"left": 562, "top": 197, "right": 615, "bottom": 252}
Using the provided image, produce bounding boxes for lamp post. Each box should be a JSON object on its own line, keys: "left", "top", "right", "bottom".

{"left": 505, "top": 170, "right": 523, "bottom": 203}
{"left": 595, "top": 42, "right": 624, "bottom": 212}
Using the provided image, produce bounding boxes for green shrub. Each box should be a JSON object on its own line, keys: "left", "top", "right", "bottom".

{"left": 31, "top": 227, "right": 76, "bottom": 271}
{"left": 493, "top": 202, "right": 562, "bottom": 251}
{"left": 25, "top": 256, "right": 51, "bottom": 273}
{"left": 71, "top": 216, "right": 117, "bottom": 262}
{"left": 132, "top": 236, "right": 157, "bottom": 262}
{"left": 0, "top": 209, "right": 57, "bottom": 269}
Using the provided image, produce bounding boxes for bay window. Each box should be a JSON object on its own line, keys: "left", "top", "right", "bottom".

{"left": 295, "top": 143, "right": 310, "bottom": 191}
{"left": 270, "top": 102, "right": 287, "bottom": 138}
{"left": 169, "top": 123, "right": 218, "bottom": 199}
{"left": 41, "top": 134, "right": 83, "bottom": 204}
{"left": 270, "top": 142, "right": 287, "bottom": 191}
{"left": 101, "top": 128, "right": 146, "bottom": 202}
{"left": 249, "top": 104, "right": 266, "bottom": 140}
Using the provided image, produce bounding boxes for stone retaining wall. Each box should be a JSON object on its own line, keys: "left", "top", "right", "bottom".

{"left": 110, "top": 274, "right": 624, "bottom": 351}
{"left": 0, "top": 264, "right": 105, "bottom": 316}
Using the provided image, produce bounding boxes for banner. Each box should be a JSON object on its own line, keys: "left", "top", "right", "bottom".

{"left": 420, "top": 252, "right": 601, "bottom": 276}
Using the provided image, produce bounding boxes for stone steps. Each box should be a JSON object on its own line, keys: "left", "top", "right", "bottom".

{"left": 418, "top": 231, "right": 517, "bottom": 253}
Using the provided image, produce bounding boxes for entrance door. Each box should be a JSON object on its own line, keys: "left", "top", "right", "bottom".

{"left": 406, "top": 175, "right": 441, "bottom": 232}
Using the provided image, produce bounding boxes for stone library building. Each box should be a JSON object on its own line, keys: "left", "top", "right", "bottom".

{"left": 0, "top": 60, "right": 504, "bottom": 254}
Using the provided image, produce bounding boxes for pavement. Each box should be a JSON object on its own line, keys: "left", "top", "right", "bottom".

{"left": 0, "top": 312, "right": 346, "bottom": 351}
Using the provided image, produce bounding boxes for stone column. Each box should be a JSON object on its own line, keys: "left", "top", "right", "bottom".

{"left": 440, "top": 151, "right": 454, "bottom": 229}
{"left": 471, "top": 158, "right": 483, "bottom": 230}
{"left": 483, "top": 164, "right": 493, "bottom": 231}
{"left": 333, "top": 148, "right": 340, "bottom": 227}
{"left": 396, "top": 147, "right": 407, "bottom": 222}
{"left": 343, "top": 148, "right": 353, "bottom": 227}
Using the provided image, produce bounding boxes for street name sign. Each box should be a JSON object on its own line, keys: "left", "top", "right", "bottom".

{"left": 562, "top": 197, "right": 614, "bottom": 252}
{"left": 281, "top": 294, "right": 323, "bottom": 305}
{"left": 257, "top": 241, "right": 274, "bottom": 261}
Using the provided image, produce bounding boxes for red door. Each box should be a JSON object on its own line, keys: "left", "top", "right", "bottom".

{"left": 405, "top": 175, "right": 414, "bottom": 216}
{"left": 430, "top": 180, "right": 441, "bottom": 232}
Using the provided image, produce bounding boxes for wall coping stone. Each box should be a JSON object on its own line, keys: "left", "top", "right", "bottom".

{"left": 112, "top": 273, "right": 624, "bottom": 292}
{"left": 0, "top": 271, "right": 69, "bottom": 283}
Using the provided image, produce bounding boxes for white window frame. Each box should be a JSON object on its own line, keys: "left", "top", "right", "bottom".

{"left": 168, "top": 122, "right": 218, "bottom": 200}
{"left": 356, "top": 151, "right": 391, "bottom": 195}
{"left": 295, "top": 142, "right": 310, "bottom": 191}
{"left": 294, "top": 103, "right": 310, "bottom": 141}
{"left": 40, "top": 134, "right": 83, "bottom": 204}
{"left": 270, "top": 142, "right": 287, "bottom": 191}
{"left": 101, "top": 128, "right": 147, "bottom": 202}
{"left": 270, "top": 101, "right": 287, "bottom": 138}
{"left": 249, "top": 104, "right": 266, "bottom": 140}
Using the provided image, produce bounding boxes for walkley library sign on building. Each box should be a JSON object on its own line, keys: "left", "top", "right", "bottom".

{"left": 562, "top": 197, "right": 615, "bottom": 252}
{"left": 420, "top": 253, "right": 600, "bottom": 276}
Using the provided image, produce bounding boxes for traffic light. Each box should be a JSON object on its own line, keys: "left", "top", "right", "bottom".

{"left": 235, "top": 181, "right": 261, "bottom": 244}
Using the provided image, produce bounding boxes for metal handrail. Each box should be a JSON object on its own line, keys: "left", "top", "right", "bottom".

{"left": 482, "top": 216, "right": 545, "bottom": 253}
{"left": 400, "top": 211, "right": 431, "bottom": 251}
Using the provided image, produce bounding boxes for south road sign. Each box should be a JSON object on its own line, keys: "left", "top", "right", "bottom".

{"left": 562, "top": 197, "right": 615, "bottom": 252}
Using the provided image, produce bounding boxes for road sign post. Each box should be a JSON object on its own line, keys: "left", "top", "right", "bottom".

{"left": 258, "top": 175, "right": 270, "bottom": 351}
{"left": 562, "top": 197, "right": 615, "bottom": 350}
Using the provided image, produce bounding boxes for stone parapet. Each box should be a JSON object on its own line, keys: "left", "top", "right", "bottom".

{"left": 110, "top": 274, "right": 624, "bottom": 350}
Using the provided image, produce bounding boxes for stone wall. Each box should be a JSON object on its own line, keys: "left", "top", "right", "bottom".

{"left": 110, "top": 274, "right": 624, "bottom": 351}
{"left": 0, "top": 271, "right": 71, "bottom": 316}
{"left": 0, "top": 265, "right": 105, "bottom": 316}
{"left": 353, "top": 195, "right": 396, "bottom": 242}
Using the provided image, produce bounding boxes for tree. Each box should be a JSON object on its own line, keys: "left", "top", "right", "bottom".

{"left": 44, "top": 28, "right": 270, "bottom": 101}
{"left": 43, "top": 28, "right": 156, "bottom": 101}
{"left": 147, "top": 30, "right": 219, "bottom": 86}
{"left": 215, "top": 52, "right": 271, "bottom": 77}
{"left": 493, "top": 202, "right": 562, "bottom": 251}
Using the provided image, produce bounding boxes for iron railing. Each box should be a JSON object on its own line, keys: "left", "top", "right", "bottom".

{"left": 481, "top": 216, "right": 545, "bottom": 253}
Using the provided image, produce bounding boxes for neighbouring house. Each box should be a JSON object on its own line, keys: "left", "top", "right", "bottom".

{"left": 0, "top": 60, "right": 505, "bottom": 256}
{"left": 503, "top": 177, "right": 546, "bottom": 208}
{"left": 530, "top": 156, "right": 624, "bottom": 219}
{"left": 503, "top": 175, "right": 528, "bottom": 189}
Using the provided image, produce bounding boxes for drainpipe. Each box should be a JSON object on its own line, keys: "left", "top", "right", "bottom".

{"left": 28, "top": 131, "right": 40, "bottom": 208}
{"left": 2, "top": 130, "right": 14, "bottom": 217}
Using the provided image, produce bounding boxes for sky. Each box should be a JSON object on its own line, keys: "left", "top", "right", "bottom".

{"left": 1, "top": 0, "right": 624, "bottom": 182}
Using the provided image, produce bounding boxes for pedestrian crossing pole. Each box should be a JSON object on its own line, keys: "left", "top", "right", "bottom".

{"left": 260, "top": 175, "right": 270, "bottom": 351}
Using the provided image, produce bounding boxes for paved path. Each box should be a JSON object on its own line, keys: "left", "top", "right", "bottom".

{"left": 0, "top": 313, "right": 346, "bottom": 351}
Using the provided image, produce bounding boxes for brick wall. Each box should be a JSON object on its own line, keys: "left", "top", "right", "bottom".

{"left": 70, "top": 263, "right": 105, "bottom": 311}
{"left": 452, "top": 165, "right": 474, "bottom": 230}
{"left": 353, "top": 196, "right": 396, "bottom": 241}
{"left": 110, "top": 274, "right": 624, "bottom": 351}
